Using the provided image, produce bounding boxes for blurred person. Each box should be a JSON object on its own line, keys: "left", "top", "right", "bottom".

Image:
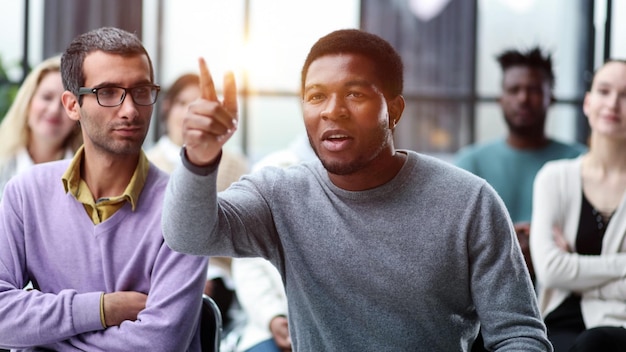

{"left": 231, "top": 135, "right": 314, "bottom": 352}
{"left": 146, "top": 72, "right": 249, "bottom": 329}
{"left": 0, "top": 55, "right": 82, "bottom": 199}
{"left": 530, "top": 59, "right": 626, "bottom": 352}
{"left": 162, "top": 29, "right": 551, "bottom": 351}
{"left": 232, "top": 258, "right": 290, "bottom": 352}
{"left": 251, "top": 133, "right": 316, "bottom": 170}
{"left": 0, "top": 27, "right": 207, "bottom": 351}
{"left": 455, "top": 47, "right": 586, "bottom": 281}
{"left": 146, "top": 72, "right": 248, "bottom": 189}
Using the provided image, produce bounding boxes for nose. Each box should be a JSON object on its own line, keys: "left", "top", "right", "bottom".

{"left": 320, "top": 94, "right": 348, "bottom": 120}
{"left": 119, "top": 91, "right": 141, "bottom": 119}
{"left": 517, "top": 89, "right": 530, "bottom": 103}
{"left": 605, "top": 91, "right": 620, "bottom": 110}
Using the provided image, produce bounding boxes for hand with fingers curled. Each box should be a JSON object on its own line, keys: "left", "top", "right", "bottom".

{"left": 551, "top": 226, "right": 571, "bottom": 253}
{"left": 183, "top": 57, "right": 238, "bottom": 166}
{"left": 103, "top": 291, "right": 148, "bottom": 327}
{"left": 270, "top": 315, "right": 292, "bottom": 351}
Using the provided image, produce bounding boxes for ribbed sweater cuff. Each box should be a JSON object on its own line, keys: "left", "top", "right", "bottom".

{"left": 71, "top": 291, "right": 106, "bottom": 333}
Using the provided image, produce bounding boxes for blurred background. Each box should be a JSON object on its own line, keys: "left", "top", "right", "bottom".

{"left": 0, "top": 0, "right": 624, "bottom": 164}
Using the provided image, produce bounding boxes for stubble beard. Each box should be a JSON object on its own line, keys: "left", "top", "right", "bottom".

{"left": 309, "top": 127, "right": 391, "bottom": 176}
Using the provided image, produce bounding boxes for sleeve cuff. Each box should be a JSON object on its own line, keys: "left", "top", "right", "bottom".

{"left": 71, "top": 291, "right": 107, "bottom": 334}
{"left": 180, "top": 146, "right": 222, "bottom": 176}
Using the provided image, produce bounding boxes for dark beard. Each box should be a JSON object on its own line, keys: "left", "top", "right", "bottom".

{"left": 503, "top": 115, "right": 546, "bottom": 138}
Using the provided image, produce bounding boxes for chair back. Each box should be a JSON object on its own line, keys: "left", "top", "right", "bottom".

{"left": 201, "top": 294, "right": 223, "bottom": 352}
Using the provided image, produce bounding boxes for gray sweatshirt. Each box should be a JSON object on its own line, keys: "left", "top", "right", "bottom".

{"left": 163, "top": 150, "right": 552, "bottom": 352}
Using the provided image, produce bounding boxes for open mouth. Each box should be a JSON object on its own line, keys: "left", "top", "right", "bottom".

{"left": 321, "top": 131, "right": 352, "bottom": 152}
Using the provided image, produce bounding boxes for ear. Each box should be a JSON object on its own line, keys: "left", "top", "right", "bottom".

{"left": 62, "top": 91, "right": 81, "bottom": 122}
{"left": 582, "top": 92, "right": 591, "bottom": 118}
{"left": 388, "top": 95, "right": 405, "bottom": 129}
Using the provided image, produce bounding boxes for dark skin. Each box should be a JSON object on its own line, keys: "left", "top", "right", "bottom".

{"left": 183, "top": 55, "right": 405, "bottom": 350}
{"left": 500, "top": 66, "right": 553, "bottom": 150}
{"left": 183, "top": 55, "right": 406, "bottom": 192}
{"left": 499, "top": 65, "right": 554, "bottom": 280}
{"left": 301, "top": 53, "right": 406, "bottom": 191}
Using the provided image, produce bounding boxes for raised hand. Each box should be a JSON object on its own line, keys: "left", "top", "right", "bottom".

{"left": 183, "top": 57, "right": 238, "bottom": 166}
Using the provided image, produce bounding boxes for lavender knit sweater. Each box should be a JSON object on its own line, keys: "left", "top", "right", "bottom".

{"left": 0, "top": 160, "right": 208, "bottom": 351}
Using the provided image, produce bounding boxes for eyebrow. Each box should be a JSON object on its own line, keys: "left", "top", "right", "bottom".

{"left": 304, "top": 79, "right": 373, "bottom": 93}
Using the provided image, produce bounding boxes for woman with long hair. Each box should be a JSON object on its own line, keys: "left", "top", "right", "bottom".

{"left": 0, "top": 55, "right": 81, "bottom": 198}
{"left": 531, "top": 59, "right": 626, "bottom": 351}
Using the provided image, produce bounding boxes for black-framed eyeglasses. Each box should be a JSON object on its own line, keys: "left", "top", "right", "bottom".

{"left": 78, "top": 85, "right": 161, "bottom": 107}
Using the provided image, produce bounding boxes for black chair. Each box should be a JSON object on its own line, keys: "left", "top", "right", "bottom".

{"left": 201, "top": 294, "right": 223, "bottom": 352}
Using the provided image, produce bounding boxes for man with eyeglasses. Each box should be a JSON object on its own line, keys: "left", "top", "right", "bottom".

{"left": 0, "top": 27, "right": 207, "bottom": 351}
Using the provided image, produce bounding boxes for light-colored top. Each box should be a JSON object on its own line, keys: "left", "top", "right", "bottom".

{"left": 146, "top": 135, "right": 249, "bottom": 192}
{"left": 455, "top": 138, "right": 586, "bottom": 222}
{"left": 252, "top": 133, "right": 317, "bottom": 171}
{"left": 145, "top": 136, "right": 181, "bottom": 174}
{"left": 232, "top": 258, "right": 287, "bottom": 351}
{"left": 163, "top": 150, "right": 551, "bottom": 351}
{"left": 0, "top": 159, "right": 208, "bottom": 351}
{"left": 531, "top": 156, "right": 626, "bottom": 328}
{"left": 0, "top": 147, "right": 74, "bottom": 201}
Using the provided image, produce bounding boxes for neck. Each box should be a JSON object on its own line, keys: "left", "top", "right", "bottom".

{"left": 81, "top": 146, "right": 139, "bottom": 200}
{"left": 506, "top": 132, "right": 549, "bottom": 150}
{"left": 28, "top": 139, "right": 66, "bottom": 164}
{"left": 328, "top": 150, "right": 406, "bottom": 191}
{"left": 586, "top": 133, "right": 626, "bottom": 173}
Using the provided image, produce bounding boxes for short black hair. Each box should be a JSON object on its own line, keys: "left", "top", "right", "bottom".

{"left": 496, "top": 46, "right": 555, "bottom": 88}
{"left": 61, "top": 27, "right": 154, "bottom": 99}
{"left": 301, "top": 29, "right": 404, "bottom": 98}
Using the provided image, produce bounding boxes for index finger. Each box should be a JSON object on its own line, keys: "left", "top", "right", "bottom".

{"left": 222, "top": 70, "right": 238, "bottom": 115}
{"left": 198, "top": 57, "right": 218, "bottom": 101}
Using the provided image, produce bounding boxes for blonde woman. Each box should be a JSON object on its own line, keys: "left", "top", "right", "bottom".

{"left": 0, "top": 56, "right": 81, "bottom": 198}
{"left": 531, "top": 59, "right": 626, "bottom": 351}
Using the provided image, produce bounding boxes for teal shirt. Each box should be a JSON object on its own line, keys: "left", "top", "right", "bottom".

{"left": 455, "top": 138, "right": 586, "bottom": 223}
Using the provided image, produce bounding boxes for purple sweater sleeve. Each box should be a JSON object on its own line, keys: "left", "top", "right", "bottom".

{"left": 0, "top": 165, "right": 208, "bottom": 351}
{"left": 0, "top": 184, "right": 103, "bottom": 347}
{"left": 43, "top": 248, "right": 208, "bottom": 352}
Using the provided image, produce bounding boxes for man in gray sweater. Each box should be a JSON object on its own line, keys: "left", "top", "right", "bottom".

{"left": 162, "top": 29, "right": 552, "bottom": 351}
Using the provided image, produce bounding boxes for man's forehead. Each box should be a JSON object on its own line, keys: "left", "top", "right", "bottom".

{"left": 503, "top": 66, "right": 546, "bottom": 79}
{"left": 83, "top": 51, "right": 151, "bottom": 85}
